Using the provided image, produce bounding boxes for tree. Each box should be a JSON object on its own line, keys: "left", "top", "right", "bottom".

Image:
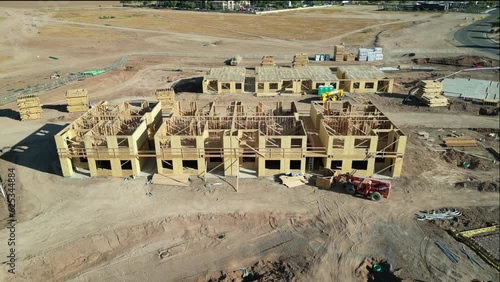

{"left": 178, "top": 1, "right": 196, "bottom": 9}
{"left": 158, "top": 0, "right": 178, "bottom": 7}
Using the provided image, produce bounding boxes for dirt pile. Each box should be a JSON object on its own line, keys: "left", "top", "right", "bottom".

{"left": 455, "top": 180, "right": 499, "bottom": 192}
{"left": 355, "top": 257, "right": 408, "bottom": 282}
{"left": 412, "top": 56, "right": 500, "bottom": 67}
{"left": 206, "top": 256, "right": 310, "bottom": 282}
{"left": 442, "top": 149, "right": 497, "bottom": 171}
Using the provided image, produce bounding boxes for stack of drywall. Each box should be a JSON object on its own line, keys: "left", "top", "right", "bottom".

{"left": 66, "top": 89, "right": 89, "bottom": 112}
{"left": 17, "top": 94, "right": 42, "bottom": 121}
{"left": 261, "top": 56, "right": 276, "bottom": 66}
{"left": 334, "top": 44, "right": 345, "bottom": 61}
{"left": 292, "top": 53, "right": 308, "bottom": 68}
{"left": 415, "top": 80, "right": 449, "bottom": 107}
{"left": 155, "top": 88, "right": 175, "bottom": 110}
{"left": 358, "top": 48, "right": 383, "bottom": 61}
{"left": 344, "top": 53, "right": 356, "bottom": 62}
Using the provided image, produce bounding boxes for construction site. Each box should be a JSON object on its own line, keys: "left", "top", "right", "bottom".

{"left": 0, "top": 2, "right": 499, "bottom": 282}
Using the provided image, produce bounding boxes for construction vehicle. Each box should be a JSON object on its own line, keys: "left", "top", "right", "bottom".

{"left": 332, "top": 173, "right": 391, "bottom": 201}
{"left": 322, "top": 89, "right": 344, "bottom": 102}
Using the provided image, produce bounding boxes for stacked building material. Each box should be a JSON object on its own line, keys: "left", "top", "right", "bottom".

{"left": 261, "top": 56, "right": 276, "bottom": 66}
{"left": 65, "top": 89, "right": 89, "bottom": 112}
{"left": 443, "top": 137, "right": 477, "bottom": 147}
{"left": 344, "top": 53, "right": 356, "bottom": 62}
{"left": 414, "top": 80, "right": 449, "bottom": 107}
{"left": 17, "top": 94, "right": 42, "bottom": 121}
{"left": 334, "top": 44, "right": 345, "bottom": 61}
{"left": 358, "top": 47, "right": 383, "bottom": 61}
{"left": 292, "top": 53, "right": 308, "bottom": 68}
{"left": 155, "top": 88, "right": 175, "bottom": 110}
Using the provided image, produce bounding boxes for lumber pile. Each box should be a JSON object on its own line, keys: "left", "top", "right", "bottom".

{"left": 414, "top": 80, "right": 449, "bottom": 107}
{"left": 66, "top": 89, "right": 89, "bottom": 112}
{"left": 17, "top": 94, "right": 42, "bottom": 121}
{"left": 334, "top": 44, "right": 345, "bottom": 62}
{"left": 151, "top": 173, "right": 190, "bottom": 186}
{"left": 155, "top": 88, "right": 175, "bottom": 110}
{"left": 261, "top": 55, "right": 276, "bottom": 66}
{"left": 343, "top": 53, "right": 356, "bottom": 62}
{"left": 292, "top": 53, "right": 308, "bottom": 68}
{"left": 443, "top": 137, "right": 477, "bottom": 147}
{"left": 279, "top": 175, "right": 307, "bottom": 188}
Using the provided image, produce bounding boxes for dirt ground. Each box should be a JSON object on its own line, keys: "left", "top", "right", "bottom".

{"left": 0, "top": 2, "right": 499, "bottom": 282}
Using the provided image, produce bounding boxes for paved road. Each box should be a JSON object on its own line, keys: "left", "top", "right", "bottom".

{"left": 454, "top": 9, "right": 500, "bottom": 58}
{"left": 385, "top": 112, "right": 500, "bottom": 129}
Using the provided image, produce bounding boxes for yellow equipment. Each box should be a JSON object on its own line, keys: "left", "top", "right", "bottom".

{"left": 322, "top": 89, "right": 344, "bottom": 102}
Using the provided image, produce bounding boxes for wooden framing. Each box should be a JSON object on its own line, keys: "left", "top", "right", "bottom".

{"left": 336, "top": 66, "right": 394, "bottom": 93}
{"left": 202, "top": 67, "right": 246, "bottom": 94}
{"left": 55, "top": 99, "right": 406, "bottom": 178}
{"left": 54, "top": 101, "right": 163, "bottom": 177}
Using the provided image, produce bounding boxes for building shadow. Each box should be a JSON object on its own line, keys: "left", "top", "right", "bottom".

{"left": 173, "top": 77, "right": 203, "bottom": 93}
{"left": 0, "top": 109, "right": 20, "bottom": 120}
{"left": 0, "top": 123, "right": 66, "bottom": 176}
{"left": 42, "top": 104, "right": 68, "bottom": 113}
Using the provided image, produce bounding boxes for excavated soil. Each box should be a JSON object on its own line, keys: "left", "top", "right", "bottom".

{"left": 355, "top": 257, "right": 408, "bottom": 282}
{"left": 204, "top": 256, "right": 310, "bottom": 282}
{"left": 412, "top": 55, "right": 500, "bottom": 67}
{"left": 442, "top": 149, "right": 498, "bottom": 171}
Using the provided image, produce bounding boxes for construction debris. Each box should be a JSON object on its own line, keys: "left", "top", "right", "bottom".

{"left": 229, "top": 55, "right": 242, "bottom": 66}
{"left": 17, "top": 94, "right": 42, "bottom": 121}
{"left": 151, "top": 173, "right": 190, "bottom": 186}
{"left": 435, "top": 241, "right": 460, "bottom": 263}
{"left": 414, "top": 80, "right": 449, "bottom": 107}
{"left": 279, "top": 174, "right": 307, "bottom": 188}
{"left": 416, "top": 208, "right": 462, "bottom": 220}
{"left": 66, "top": 89, "right": 89, "bottom": 112}
{"left": 461, "top": 246, "right": 485, "bottom": 270}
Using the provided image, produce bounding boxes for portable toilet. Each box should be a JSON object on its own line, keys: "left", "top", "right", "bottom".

{"left": 318, "top": 85, "right": 325, "bottom": 95}
{"left": 327, "top": 85, "right": 334, "bottom": 93}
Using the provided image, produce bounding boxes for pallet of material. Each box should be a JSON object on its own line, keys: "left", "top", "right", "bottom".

{"left": 20, "top": 112, "right": 42, "bottom": 121}
{"left": 334, "top": 44, "right": 345, "bottom": 61}
{"left": 420, "top": 95, "right": 449, "bottom": 107}
{"left": 261, "top": 56, "right": 276, "bottom": 66}
{"left": 66, "top": 89, "right": 88, "bottom": 98}
{"left": 151, "top": 173, "right": 190, "bottom": 186}
{"left": 279, "top": 175, "right": 307, "bottom": 188}
{"left": 67, "top": 105, "right": 89, "bottom": 112}
{"left": 344, "top": 53, "right": 355, "bottom": 62}
{"left": 443, "top": 137, "right": 477, "bottom": 147}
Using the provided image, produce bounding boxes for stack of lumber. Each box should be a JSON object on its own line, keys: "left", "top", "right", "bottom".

{"left": 343, "top": 53, "right": 356, "bottom": 62}
{"left": 17, "top": 95, "right": 42, "bottom": 121}
{"left": 334, "top": 44, "right": 345, "bottom": 62}
{"left": 415, "top": 80, "right": 449, "bottom": 107}
{"left": 279, "top": 175, "right": 307, "bottom": 188}
{"left": 151, "top": 173, "right": 190, "bottom": 186}
{"left": 443, "top": 137, "right": 477, "bottom": 147}
{"left": 261, "top": 56, "right": 276, "bottom": 66}
{"left": 292, "top": 53, "right": 308, "bottom": 68}
{"left": 155, "top": 88, "right": 175, "bottom": 110}
{"left": 66, "top": 89, "right": 89, "bottom": 112}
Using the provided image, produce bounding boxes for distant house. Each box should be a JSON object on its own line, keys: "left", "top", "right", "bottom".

{"left": 200, "top": 0, "right": 249, "bottom": 10}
